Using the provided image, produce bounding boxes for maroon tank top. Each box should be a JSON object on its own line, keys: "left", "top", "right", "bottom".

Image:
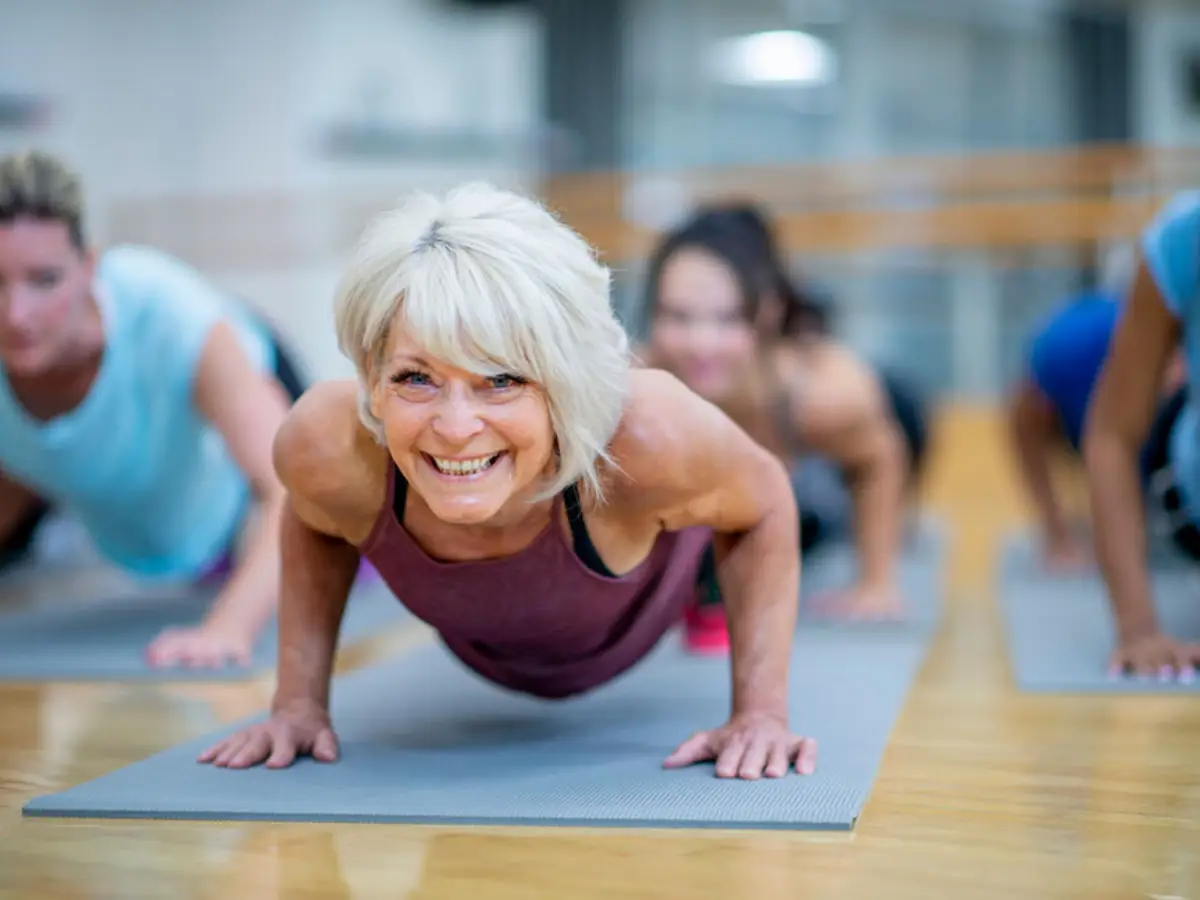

{"left": 358, "top": 463, "right": 712, "bottom": 699}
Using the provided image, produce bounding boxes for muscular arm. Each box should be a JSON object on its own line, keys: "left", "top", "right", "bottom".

{"left": 614, "top": 371, "right": 799, "bottom": 721}
{"left": 1083, "top": 258, "right": 1180, "bottom": 644}
{"left": 269, "top": 383, "right": 380, "bottom": 717}
{"left": 793, "top": 354, "right": 907, "bottom": 592}
{"left": 190, "top": 321, "right": 294, "bottom": 641}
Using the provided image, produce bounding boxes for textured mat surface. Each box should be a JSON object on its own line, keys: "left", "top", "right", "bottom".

{"left": 797, "top": 514, "right": 947, "bottom": 632}
{"left": 0, "top": 575, "right": 410, "bottom": 682}
{"left": 25, "top": 622, "right": 936, "bottom": 830}
{"left": 998, "top": 531, "right": 1200, "bottom": 693}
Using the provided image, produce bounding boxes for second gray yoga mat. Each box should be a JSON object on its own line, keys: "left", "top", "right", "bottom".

{"left": 24, "top": 623, "right": 936, "bottom": 831}
{"left": 998, "top": 531, "right": 1200, "bottom": 693}
{"left": 0, "top": 573, "right": 410, "bottom": 683}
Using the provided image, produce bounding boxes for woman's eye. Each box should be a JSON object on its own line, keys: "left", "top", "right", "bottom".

{"left": 391, "top": 369, "right": 432, "bottom": 387}
{"left": 488, "top": 374, "right": 524, "bottom": 390}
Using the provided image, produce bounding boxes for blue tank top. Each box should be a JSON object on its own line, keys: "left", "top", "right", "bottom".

{"left": 0, "top": 245, "right": 274, "bottom": 579}
{"left": 1142, "top": 191, "right": 1200, "bottom": 525}
{"left": 1027, "top": 291, "right": 1121, "bottom": 450}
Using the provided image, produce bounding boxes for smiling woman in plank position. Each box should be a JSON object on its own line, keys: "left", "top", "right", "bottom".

{"left": 198, "top": 183, "right": 817, "bottom": 780}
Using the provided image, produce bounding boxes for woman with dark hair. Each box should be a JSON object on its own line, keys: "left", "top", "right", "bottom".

{"left": 638, "top": 204, "right": 932, "bottom": 653}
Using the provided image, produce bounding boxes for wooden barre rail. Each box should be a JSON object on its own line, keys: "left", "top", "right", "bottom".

{"left": 540, "top": 143, "right": 1200, "bottom": 218}
{"left": 563, "top": 194, "right": 1169, "bottom": 262}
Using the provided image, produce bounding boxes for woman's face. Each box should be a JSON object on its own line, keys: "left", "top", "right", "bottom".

{"left": 0, "top": 217, "right": 94, "bottom": 376}
{"left": 371, "top": 321, "right": 557, "bottom": 526}
{"left": 647, "top": 247, "right": 758, "bottom": 401}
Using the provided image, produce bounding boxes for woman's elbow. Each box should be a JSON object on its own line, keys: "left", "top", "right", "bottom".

{"left": 752, "top": 452, "right": 799, "bottom": 531}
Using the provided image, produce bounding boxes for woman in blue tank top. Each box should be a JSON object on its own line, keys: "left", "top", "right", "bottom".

{"left": 0, "top": 150, "right": 306, "bottom": 669}
{"left": 1086, "top": 191, "right": 1200, "bottom": 680}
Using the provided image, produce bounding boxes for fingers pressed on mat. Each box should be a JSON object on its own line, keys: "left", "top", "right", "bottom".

{"left": 736, "top": 740, "right": 771, "bottom": 780}
{"left": 793, "top": 737, "right": 818, "bottom": 775}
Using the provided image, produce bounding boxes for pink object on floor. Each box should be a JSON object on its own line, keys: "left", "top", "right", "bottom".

{"left": 683, "top": 603, "right": 730, "bottom": 656}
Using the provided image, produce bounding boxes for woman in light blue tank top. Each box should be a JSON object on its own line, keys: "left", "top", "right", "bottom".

{"left": 1086, "top": 191, "right": 1200, "bottom": 682}
{"left": 0, "top": 150, "right": 307, "bottom": 670}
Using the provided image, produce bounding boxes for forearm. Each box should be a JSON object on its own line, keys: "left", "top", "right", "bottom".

{"left": 203, "top": 492, "right": 285, "bottom": 638}
{"left": 717, "top": 469, "right": 800, "bottom": 721}
{"left": 848, "top": 435, "right": 906, "bottom": 588}
{"left": 1084, "top": 429, "right": 1158, "bottom": 640}
{"left": 1008, "top": 397, "right": 1069, "bottom": 539}
{"left": 271, "top": 500, "right": 361, "bottom": 715}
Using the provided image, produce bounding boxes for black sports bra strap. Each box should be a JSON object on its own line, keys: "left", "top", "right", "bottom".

{"left": 563, "top": 483, "right": 615, "bottom": 578}
{"left": 392, "top": 463, "right": 409, "bottom": 522}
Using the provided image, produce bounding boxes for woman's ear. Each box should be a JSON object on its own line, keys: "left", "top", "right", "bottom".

{"left": 366, "top": 360, "right": 384, "bottom": 422}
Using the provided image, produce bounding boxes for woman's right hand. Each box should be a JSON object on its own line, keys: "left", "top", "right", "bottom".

{"left": 197, "top": 704, "right": 339, "bottom": 769}
{"left": 1110, "top": 631, "right": 1200, "bottom": 681}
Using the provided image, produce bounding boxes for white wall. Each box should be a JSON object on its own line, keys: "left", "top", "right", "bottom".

{"left": 0, "top": 0, "right": 543, "bottom": 379}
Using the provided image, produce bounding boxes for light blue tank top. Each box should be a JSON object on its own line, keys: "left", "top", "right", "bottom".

{"left": 0, "top": 245, "right": 274, "bottom": 579}
{"left": 1142, "top": 191, "right": 1200, "bottom": 524}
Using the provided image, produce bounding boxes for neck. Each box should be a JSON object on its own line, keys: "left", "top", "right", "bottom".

{"left": 51, "top": 291, "right": 105, "bottom": 374}
{"left": 408, "top": 489, "right": 560, "bottom": 562}
{"left": 65, "top": 289, "right": 105, "bottom": 363}
{"left": 5, "top": 291, "right": 105, "bottom": 392}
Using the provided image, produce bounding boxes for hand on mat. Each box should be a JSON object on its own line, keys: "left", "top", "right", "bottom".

{"left": 1110, "top": 632, "right": 1200, "bottom": 682}
{"left": 145, "top": 624, "right": 253, "bottom": 669}
{"left": 807, "top": 581, "right": 905, "bottom": 622}
{"left": 197, "top": 704, "right": 339, "bottom": 769}
{"left": 662, "top": 712, "right": 817, "bottom": 779}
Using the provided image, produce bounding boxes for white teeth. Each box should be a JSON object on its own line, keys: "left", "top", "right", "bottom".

{"left": 431, "top": 453, "right": 500, "bottom": 476}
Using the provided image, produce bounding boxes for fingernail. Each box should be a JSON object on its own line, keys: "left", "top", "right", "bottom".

{"left": 1181, "top": 667, "right": 1196, "bottom": 684}
{"left": 1159, "top": 666, "right": 1173, "bottom": 683}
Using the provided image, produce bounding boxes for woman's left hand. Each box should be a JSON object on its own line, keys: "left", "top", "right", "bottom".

{"left": 663, "top": 712, "right": 817, "bottom": 779}
{"left": 146, "top": 623, "right": 254, "bottom": 669}
{"left": 809, "top": 581, "right": 906, "bottom": 622}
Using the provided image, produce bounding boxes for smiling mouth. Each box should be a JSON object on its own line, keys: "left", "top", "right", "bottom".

{"left": 423, "top": 452, "right": 505, "bottom": 478}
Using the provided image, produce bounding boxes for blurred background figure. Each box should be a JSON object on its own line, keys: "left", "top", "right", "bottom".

{"left": 638, "top": 203, "right": 930, "bottom": 647}
{"left": 0, "top": 150, "right": 306, "bottom": 669}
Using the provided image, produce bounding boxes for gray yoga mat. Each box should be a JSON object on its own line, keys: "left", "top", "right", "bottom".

{"left": 24, "top": 621, "right": 937, "bottom": 830}
{"left": 998, "top": 530, "right": 1200, "bottom": 693}
{"left": 0, "top": 572, "right": 410, "bottom": 683}
{"left": 797, "top": 514, "right": 947, "bottom": 632}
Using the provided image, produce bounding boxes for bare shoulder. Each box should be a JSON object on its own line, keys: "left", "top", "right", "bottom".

{"left": 273, "top": 380, "right": 389, "bottom": 539}
{"left": 603, "top": 368, "right": 776, "bottom": 504}
{"left": 778, "top": 340, "right": 885, "bottom": 432}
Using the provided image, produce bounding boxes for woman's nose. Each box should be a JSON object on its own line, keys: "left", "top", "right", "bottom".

{"left": 430, "top": 390, "right": 485, "bottom": 444}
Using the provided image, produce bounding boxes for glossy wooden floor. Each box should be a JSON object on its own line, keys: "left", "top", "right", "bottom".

{"left": 1, "top": 405, "right": 1197, "bottom": 899}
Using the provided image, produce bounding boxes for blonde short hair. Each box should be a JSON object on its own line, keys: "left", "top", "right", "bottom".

{"left": 334, "top": 181, "right": 631, "bottom": 502}
{"left": 0, "top": 150, "right": 86, "bottom": 249}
